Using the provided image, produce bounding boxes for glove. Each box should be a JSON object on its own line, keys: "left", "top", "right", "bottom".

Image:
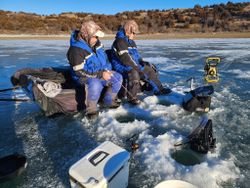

{"left": 139, "top": 60, "right": 151, "bottom": 67}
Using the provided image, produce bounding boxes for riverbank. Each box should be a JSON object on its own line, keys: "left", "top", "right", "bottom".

{"left": 0, "top": 32, "right": 250, "bottom": 40}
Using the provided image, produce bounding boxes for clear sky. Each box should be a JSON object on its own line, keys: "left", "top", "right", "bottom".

{"left": 0, "top": 0, "right": 249, "bottom": 15}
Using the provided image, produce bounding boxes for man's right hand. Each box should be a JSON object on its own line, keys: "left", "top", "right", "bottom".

{"left": 140, "top": 60, "right": 151, "bottom": 67}
{"left": 102, "top": 71, "right": 113, "bottom": 81}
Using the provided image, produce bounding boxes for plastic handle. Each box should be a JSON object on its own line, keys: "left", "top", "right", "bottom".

{"left": 89, "top": 151, "right": 109, "bottom": 166}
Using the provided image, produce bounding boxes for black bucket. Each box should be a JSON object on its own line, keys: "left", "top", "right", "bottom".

{"left": 0, "top": 154, "right": 27, "bottom": 183}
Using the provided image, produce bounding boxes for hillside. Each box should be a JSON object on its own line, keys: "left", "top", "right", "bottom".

{"left": 0, "top": 2, "right": 249, "bottom": 35}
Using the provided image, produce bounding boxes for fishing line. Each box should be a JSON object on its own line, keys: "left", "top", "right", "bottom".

{"left": 110, "top": 71, "right": 143, "bottom": 103}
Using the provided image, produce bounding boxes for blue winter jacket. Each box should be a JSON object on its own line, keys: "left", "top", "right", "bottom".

{"left": 67, "top": 31, "right": 111, "bottom": 82}
{"left": 111, "top": 29, "right": 142, "bottom": 73}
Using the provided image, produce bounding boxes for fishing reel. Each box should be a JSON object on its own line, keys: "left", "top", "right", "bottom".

{"left": 126, "top": 134, "right": 140, "bottom": 152}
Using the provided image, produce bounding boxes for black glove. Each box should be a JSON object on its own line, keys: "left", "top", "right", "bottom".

{"left": 10, "top": 74, "right": 29, "bottom": 86}
{"left": 139, "top": 60, "right": 151, "bottom": 67}
{"left": 11, "top": 76, "right": 19, "bottom": 86}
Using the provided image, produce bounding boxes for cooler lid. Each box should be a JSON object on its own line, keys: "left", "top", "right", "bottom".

{"left": 69, "top": 141, "right": 130, "bottom": 187}
{"left": 154, "top": 180, "right": 197, "bottom": 188}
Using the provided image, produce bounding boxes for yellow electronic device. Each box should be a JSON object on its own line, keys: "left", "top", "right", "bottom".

{"left": 204, "top": 57, "right": 220, "bottom": 83}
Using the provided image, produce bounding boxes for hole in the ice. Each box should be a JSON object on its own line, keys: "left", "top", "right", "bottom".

{"left": 157, "top": 100, "right": 172, "bottom": 106}
{"left": 171, "top": 147, "right": 205, "bottom": 166}
{"left": 115, "top": 113, "right": 152, "bottom": 123}
{"left": 116, "top": 114, "right": 136, "bottom": 123}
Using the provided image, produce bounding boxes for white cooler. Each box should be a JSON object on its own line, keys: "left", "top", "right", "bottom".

{"left": 69, "top": 141, "right": 130, "bottom": 188}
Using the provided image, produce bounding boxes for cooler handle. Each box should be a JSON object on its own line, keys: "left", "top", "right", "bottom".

{"left": 89, "top": 151, "right": 109, "bottom": 166}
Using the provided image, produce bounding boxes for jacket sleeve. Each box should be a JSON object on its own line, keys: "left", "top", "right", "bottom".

{"left": 67, "top": 46, "right": 103, "bottom": 78}
{"left": 113, "top": 38, "right": 140, "bottom": 71}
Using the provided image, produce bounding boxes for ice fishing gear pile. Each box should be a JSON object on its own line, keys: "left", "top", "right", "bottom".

{"left": 8, "top": 67, "right": 83, "bottom": 116}
{"left": 204, "top": 57, "right": 220, "bottom": 83}
{"left": 178, "top": 57, "right": 219, "bottom": 153}
{"left": 174, "top": 118, "right": 216, "bottom": 154}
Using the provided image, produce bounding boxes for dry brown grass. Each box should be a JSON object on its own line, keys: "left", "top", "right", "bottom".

{"left": 136, "top": 32, "right": 250, "bottom": 40}
{"left": 0, "top": 32, "right": 250, "bottom": 40}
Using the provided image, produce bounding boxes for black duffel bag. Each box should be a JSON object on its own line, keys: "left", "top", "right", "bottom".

{"left": 188, "top": 119, "right": 216, "bottom": 154}
{"left": 183, "top": 85, "right": 214, "bottom": 112}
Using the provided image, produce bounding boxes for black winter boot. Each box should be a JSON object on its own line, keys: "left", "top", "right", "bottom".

{"left": 154, "top": 87, "right": 172, "bottom": 95}
{"left": 86, "top": 111, "right": 99, "bottom": 120}
{"left": 128, "top": 98, "right": 141, "bottom": 105}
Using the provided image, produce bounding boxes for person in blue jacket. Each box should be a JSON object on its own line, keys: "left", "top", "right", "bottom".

{"left": 111, "top": 20, "right": 171, "bottom": 105}
{"left": 67, "top": 21, "right": 123, "bottom": 119}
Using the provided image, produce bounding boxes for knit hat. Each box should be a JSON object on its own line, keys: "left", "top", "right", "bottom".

{"left": 123, "top": 20, "right": 140, "bottom": 34}
{"left": 80, "top": 21, "right": 105, "bottom": 39}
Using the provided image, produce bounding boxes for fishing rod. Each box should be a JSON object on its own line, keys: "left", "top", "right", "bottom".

{"left": 1, "top": 74, "right": 31, "bottom": 93}
{"left": 0, "top": 98, "right": 31, "bottom": 102}
{"left": 0, "top": 86, "right": 21, "bottom": 92}
{"left": 120, "top": 81, "right": 141, "bottom": 102}
{"left": 110, "top": 71, "right": 143, "bottom": 103}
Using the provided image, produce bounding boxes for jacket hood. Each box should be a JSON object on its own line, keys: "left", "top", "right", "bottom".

{"left": 70, "top": 30, "right": 101, "bottom": 50}
{"left": 70, "top": 30, "right": 92, "bottom": 52}
{"left": 115, "top": 28, "right": 126, "bottom": 39}
{"left": 70, "top": 30, "right": 80, "bottom": 46}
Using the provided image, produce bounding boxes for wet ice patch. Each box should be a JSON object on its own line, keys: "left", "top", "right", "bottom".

{"left": 144, "top": 57, "right": 171, "bottom": 64}
{"left": 218, "top": 50, "right": 250, "bottom": 64}
{"left": 3, "top": 65, "right": 16, "bottom": 68}
{"left": 18, "top": 57, "right": 30, "bottom": 60}
{"left": 230, "top": 69, "right": 250, "bottom": 79}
